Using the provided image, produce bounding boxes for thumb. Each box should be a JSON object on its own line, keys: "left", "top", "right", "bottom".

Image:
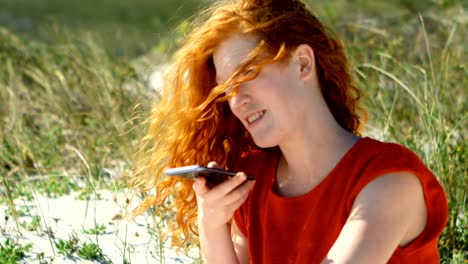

{"left": 207, "top": 161, "right": 221, "bottom": 169}
{"left": 192, "top": 176, "right": 209, "bottom": 195}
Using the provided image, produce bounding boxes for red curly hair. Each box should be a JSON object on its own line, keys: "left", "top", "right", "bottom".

{"left": 130, "top": 0, "right": 364, "bottom": 250}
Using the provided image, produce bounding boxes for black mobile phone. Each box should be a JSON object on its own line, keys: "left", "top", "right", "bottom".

{"left": 165, "top": 165, "right": 254, "bottom": 187}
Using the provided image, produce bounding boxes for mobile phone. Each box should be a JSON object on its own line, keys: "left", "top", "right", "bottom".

{"left": 165, "top": 165, "right": 254, "bottom": 187}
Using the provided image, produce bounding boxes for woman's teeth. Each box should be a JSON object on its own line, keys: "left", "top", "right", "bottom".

{"left": 248, "top": 111, "right": 264, "bottom": 124}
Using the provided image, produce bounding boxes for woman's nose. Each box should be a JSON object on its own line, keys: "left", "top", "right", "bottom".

{"left": 228, "top": 87, "right": 250, "bottom": 110}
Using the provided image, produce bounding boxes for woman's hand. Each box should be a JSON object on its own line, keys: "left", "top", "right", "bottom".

{"left": 192, "top": 161, "right": 255, "bottom": 232}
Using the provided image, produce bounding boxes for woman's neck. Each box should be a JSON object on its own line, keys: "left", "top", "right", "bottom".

{"left": 277, "top": 119, "right": 360, "bottom": 194}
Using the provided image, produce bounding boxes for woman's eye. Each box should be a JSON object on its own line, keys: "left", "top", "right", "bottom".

{"left": 243, "top": 69, "right": 254, "bottom": 76}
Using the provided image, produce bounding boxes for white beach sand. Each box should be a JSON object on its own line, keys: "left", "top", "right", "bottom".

{"left": 0, "top": 190, "right": 200, "bottom": 263}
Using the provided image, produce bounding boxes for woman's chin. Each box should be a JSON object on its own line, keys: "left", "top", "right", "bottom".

{"left": 252, "top": 137, "right": 277, "bottom": 149}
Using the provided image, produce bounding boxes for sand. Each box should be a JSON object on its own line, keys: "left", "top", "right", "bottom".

{"left": 0, "top": 189, "right": 200, "bottom": 263}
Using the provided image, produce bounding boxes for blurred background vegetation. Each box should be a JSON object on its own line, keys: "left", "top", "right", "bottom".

{"left": 0, "top": 0, "right": 465, "bottom": 56}
{"left": 0, "top": 0, "right": 207, "bottom": 57}
{"left": 0, "top": 0, "right": 466, "bottom": 263}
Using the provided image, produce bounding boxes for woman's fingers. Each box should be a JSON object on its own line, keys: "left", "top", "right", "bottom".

{"left": 223, "top": 178, "right": 255, "bottom": 206}
{"left": 209, "top": 172, "right": 248, "bottom": 198}
{"left": 225, "top": 186, "right": 252, "bottom": 213}
{"left": 192, "top": 164, "right": 256, "bottom": 229}
{"left": 193, "top": 171, "right": 254, "bottom": 203}
{"left": 193, "top": 161, "right": 255, "bottom": 210}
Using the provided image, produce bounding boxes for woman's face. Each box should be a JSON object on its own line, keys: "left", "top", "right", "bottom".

{"left": 213, "top": 34, "right": 315, "bottom": 148}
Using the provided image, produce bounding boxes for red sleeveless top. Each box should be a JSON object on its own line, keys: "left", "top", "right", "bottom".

{"left": 233, "top": 137, "right": 448, "bottom": 263}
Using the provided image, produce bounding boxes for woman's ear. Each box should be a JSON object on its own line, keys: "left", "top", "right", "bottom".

{"left": 294, "top": 44, "right": 315, "bottom": 80}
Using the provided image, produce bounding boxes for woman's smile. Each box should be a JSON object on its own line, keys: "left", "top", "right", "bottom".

{"left": 247, "top": 110, "right": 266, "bottom": 125}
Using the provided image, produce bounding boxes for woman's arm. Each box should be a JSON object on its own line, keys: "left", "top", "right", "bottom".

{"left": 232, "top": 221, "right": 250, "bottom": 264}
{"left": 193, "top": 162, "right": 255, "bottom": 264}
{"left": 323, "top": 172, "right": 427, "bottom": 264}
{"left": 198, "top": 222, "right": 238, "bottom": 264}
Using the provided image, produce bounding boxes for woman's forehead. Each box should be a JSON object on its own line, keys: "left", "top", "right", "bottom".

{"left": 213, "top": 34, "right": 260, "bottom": 84}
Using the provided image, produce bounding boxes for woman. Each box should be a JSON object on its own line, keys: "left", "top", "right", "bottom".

{"left": 131, "top": 0, "right": 448, "bottom": 263}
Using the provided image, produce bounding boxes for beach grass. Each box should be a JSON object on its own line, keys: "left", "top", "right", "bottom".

{"left": 0, "top": 0, "right": 466, "bottom": 263}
